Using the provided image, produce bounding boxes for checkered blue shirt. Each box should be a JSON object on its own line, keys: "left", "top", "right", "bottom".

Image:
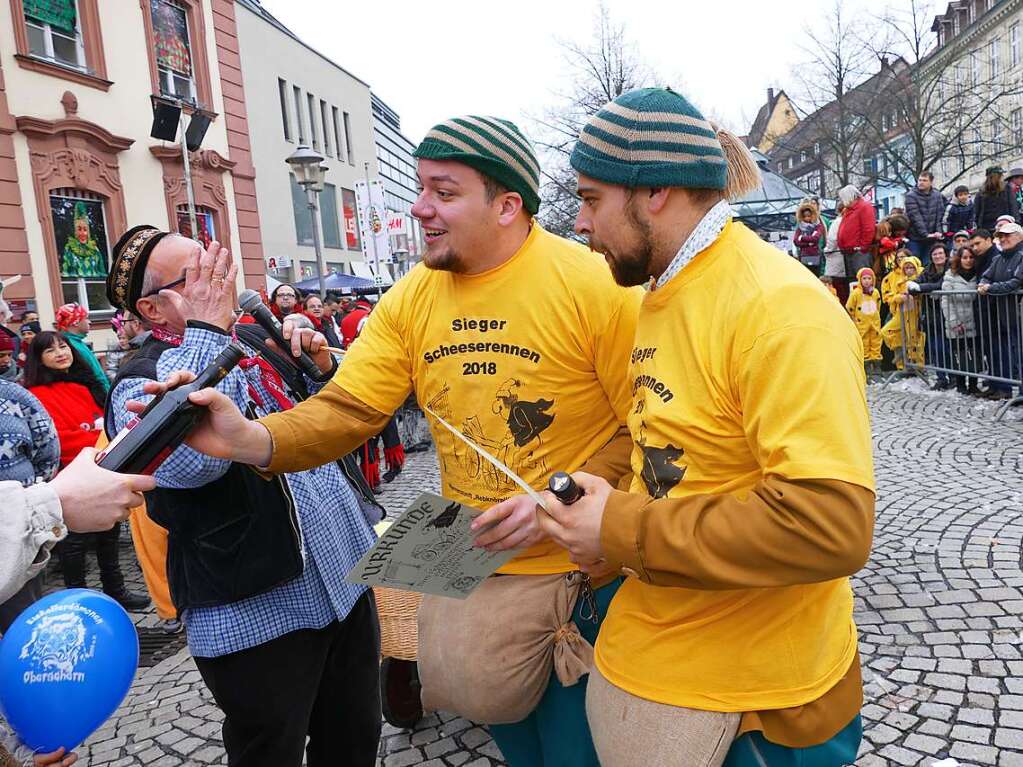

{"left": 109, "top": 326, "right": 375, "bottom": 658}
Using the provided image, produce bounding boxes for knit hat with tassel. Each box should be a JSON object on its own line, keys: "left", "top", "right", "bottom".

{"left": 570, "top": 87, "right": 760, "bottom": 198}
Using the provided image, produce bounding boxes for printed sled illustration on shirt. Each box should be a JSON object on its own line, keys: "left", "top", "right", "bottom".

{"left": 426, "top": 379, "right": 555, "bottom": 493}
{"left": 636, "top": 409, "right": 686, "bottom": 498}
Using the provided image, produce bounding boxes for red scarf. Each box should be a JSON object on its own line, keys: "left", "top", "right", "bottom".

{"left": 303, "top": 311, "right": 324, "bottom": 331}
{"left": 150, "top": 325, "right": 293, "bottom": 412}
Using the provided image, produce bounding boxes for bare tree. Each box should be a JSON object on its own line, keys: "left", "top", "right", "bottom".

{"left": 532, "top": 3, "right": 658, "bottom": 238}
{"left": 772, "top": 0, "right": 877, "bottom": 190}
{"left": 857, "top": 0, "right": 1023, "bottom": 192}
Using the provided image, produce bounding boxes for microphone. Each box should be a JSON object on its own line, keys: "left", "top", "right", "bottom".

{"left": 238, "top": 289, "right": 329, "bottom": 381}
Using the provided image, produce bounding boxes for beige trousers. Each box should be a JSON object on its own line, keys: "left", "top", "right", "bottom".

{"left": 586, "top": 666, "right": 740, "bottom": 767}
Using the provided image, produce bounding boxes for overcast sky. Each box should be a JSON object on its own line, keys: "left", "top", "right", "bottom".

{"left": 259, "top": 0, "right": 910, "bottom": 146}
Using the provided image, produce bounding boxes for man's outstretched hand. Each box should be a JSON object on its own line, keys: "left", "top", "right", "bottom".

{"left": 127, "top": 372, "right": 273, "bottom": 467}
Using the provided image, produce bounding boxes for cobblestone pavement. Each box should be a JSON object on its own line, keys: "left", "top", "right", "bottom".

{"left": 63, "top": 382, "right": 1022, "bottom": 766}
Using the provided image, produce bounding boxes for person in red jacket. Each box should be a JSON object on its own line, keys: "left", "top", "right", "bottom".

{"left": 23, "top": 331, "right": 150, "bottom": 611}
{"left": 340, "top": 298, "right": 372, "bottom": 349}
{"left": 836, "top": 185, "right": 877, "bottom": 304}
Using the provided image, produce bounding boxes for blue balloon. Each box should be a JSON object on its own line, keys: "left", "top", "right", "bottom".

{"left": 0, "top": 589, "right": 139, "bottom": 752}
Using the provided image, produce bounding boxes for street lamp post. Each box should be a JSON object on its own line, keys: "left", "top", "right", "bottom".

{"left": 285, "top": 145, "right": 328, "bottom": 298}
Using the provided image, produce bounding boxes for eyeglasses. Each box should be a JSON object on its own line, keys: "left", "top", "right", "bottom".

{"left": 276, "top": 292, "right": 296, "bottom": 299}
{"left": 141, "top": 274, "right": 186, "bottom": 299}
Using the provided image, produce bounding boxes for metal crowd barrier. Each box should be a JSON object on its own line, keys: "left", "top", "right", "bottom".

{"left": 885, "top": 289, "right": 1022, "bottom": 420}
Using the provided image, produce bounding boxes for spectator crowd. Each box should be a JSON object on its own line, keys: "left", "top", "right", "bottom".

{"left": 792, "top": 165, "right": 1023, "bottom": 399}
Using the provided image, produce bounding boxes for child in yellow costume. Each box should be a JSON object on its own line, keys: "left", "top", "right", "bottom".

{"left": 879, "top": 249, "right": 908, "bottom": 310}
{"left": 881, "top": 255, "right": 926, "bottom": 369}
{"left": 847, "top": 267, "right": 882, "bottom": 374}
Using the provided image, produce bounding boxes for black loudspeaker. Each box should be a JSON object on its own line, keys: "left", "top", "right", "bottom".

{"left": 150, "top": 96, "right": 181, "bottom": 142}
{"left": 185, "top": 109, "right": 215, "bottom": 152}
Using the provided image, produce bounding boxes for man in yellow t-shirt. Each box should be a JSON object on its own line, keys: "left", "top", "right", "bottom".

{"left": 149, "top": 116, "right": 641, "bottom": 767}
{"left": 536, "top": 88, "right": 875, "bottom": 767}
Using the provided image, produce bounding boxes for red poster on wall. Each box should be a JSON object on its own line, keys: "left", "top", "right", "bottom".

{"left": 342, "top": 187, "right": 360, "bottom": 250}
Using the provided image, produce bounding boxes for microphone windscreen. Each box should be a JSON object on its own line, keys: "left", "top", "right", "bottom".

{"left": 239, "top": 289, "right": 262, "bottom": 311}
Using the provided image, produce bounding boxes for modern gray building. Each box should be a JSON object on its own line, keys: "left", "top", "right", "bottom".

{"left": 372, "top": 93, "right": 422, "bottom": 267}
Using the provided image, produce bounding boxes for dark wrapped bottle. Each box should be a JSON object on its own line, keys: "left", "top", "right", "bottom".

{"left": 548, "top": 471, "right": 584, "bottom": 505}
{"left": 98, "top": 343, "right": 245, "bottom": 475}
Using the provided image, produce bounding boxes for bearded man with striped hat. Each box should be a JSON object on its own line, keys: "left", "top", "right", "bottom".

{"left": 537, "top": 87, "right": 876, "bottom": 767}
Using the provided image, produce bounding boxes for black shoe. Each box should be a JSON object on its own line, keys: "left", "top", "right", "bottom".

{"left": 383, "top": 466, "right": 401, "bottom": 484}
{"left": 159, "top": 618, "right": 183, "bottom": 634}
{"left": 107, "top": 590, "right": 151, "bottom": 612}
{"left": 982, "top": 389, "right": 1011, "bottom": 400}
{"left": 931, "top": 379, "right": 953, "bottom": 391}
{"left": 380, "top": 658, "right": 423, "bottom": 729}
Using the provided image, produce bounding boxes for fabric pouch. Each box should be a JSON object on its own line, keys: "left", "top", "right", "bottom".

{"left": 417, "top": 571, "right": 593, "bottom": 724}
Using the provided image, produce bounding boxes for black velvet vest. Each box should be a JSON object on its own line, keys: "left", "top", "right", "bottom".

{"left": 105, "top": 330, "right": 304, "bottom": 615}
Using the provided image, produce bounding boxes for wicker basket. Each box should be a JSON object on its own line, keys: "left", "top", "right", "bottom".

{"left": 374, "top": 586, "right": 422, "bottom": 661}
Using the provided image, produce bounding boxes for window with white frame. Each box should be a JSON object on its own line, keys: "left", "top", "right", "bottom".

{"left": 50, "top": 189, "right": 113, "bottom": 315}
{"left": 176, "top": 204, "right": 216, "bottom": 248}
{"left": 332, "top": 106, "right": 344, "bottom": 162}
{"left": 813, "top": 141, "right": 820, "bottom": 155}
{"left": 971, "top": 52, "right": 981, "bottom": 84}
{"left": 343, "top": 111, "right": 354, "bottom": 164}
{"left": 278, "top": 78, "right": 292, "bottom": 141}
{"left": 1013, "top": 108, "right": 1023, "bottom": 146}
{"left": 990, "top": 37, "right": 1000, "bottom": 79}
{"left": 293, "top": 86, "right": 305, "bottom": 144}
{"left": 151, "top": 0, "right": 196, "bottom": 102}
{"left": 882, "top": 114, "right": 888, "bottom": 131}
{"left": 1013, "top": 24, "right": 1021, "bottom": 69}
{"left": 800, "top": 150, "right": 806, "bottom": 163}
{"left": 24, "top": 0, "right": 85, "bottom": 70}
{"left": 320, "top": 100, "right": 331, "bottom": 156}
{"left": 991, "top": 118, "right": 1002, "bottom": 154}
{"left": 307, "top": 93, "right": 319, "bottom": 151}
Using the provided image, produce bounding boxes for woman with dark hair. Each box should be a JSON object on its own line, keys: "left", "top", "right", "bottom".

{"left": 974, "top": 166, "right": 1022, "bottom": 231}
{"left": 24, "top": 331, "right": 150, "bottom": 611}
{"left": 270, "top": 283, "right": 300, "bottom": 320}
{"left": 942, "top": 247, "right": 981, "bottom": 394}
{"left": 303, "top": 294, "right": 342, "bottom": 349}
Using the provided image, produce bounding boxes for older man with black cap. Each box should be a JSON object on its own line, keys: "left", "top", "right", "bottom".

{"left": 532, "top": 87, "right": 876, "bottom": 767}
{"left": 104, "top": 229, "right": 383, "bottom": 767}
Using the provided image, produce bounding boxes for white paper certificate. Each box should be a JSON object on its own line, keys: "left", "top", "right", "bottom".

{"left": 345, "top": 492, "right": 518, "bottom": 598}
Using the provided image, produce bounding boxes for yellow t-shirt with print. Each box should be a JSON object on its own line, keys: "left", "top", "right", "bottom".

{"left": 595, "top": 220, "right": 875, "bottom": 712}
{"left": 337, "top": 224, "right": 641, "bottom": 575}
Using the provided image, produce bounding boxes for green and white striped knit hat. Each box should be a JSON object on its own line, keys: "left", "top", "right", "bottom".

{"left": 571, "top": 87, "right": 729, "bottom": 191}
{"left": 414, "top": 116, "right": 541, "bottom": 214}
